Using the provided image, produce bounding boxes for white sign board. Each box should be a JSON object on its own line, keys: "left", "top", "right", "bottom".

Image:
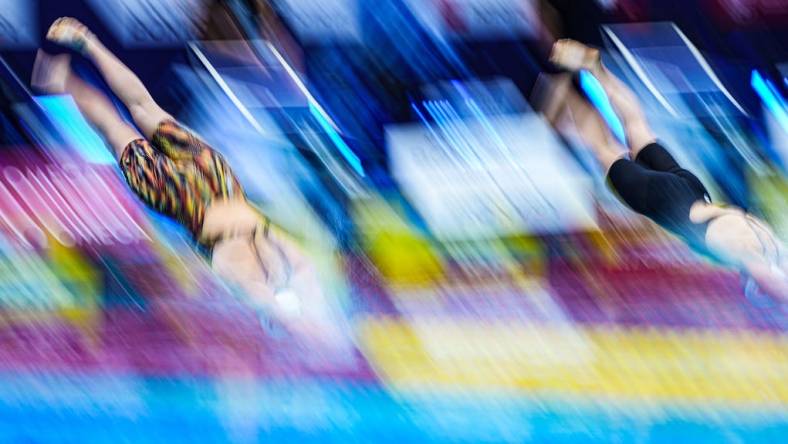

{"left": 387, "top": 113, "right": 596, "bottom": 240}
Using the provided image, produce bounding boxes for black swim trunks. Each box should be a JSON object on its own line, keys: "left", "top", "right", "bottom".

{"left": 607, "top": 143, "right": 711, "bottom": 249}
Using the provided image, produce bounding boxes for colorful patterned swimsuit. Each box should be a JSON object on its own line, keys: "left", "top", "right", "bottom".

{"left": 119, "top": 120, "right": 245, "bottom": 246}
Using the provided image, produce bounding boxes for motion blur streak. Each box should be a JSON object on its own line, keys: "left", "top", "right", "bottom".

{"left": 752, "top": 70, "right": 788, "bottom": 135}
{"left": 0, "top": 0, "right": 786, "bottom": 442}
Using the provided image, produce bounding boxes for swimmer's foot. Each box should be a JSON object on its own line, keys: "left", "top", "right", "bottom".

{"left": 46, "top": 17, "right": 95, "bottom": 54}
{"left": 31, "top": 50, "right": 71, "bottom": 94}
{"left": 550, "top": 39, "right": 601, "bottom": 72}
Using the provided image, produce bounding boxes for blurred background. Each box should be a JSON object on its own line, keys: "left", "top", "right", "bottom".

{"left": 0, "top": 0, "right": 787, "bottom": 442}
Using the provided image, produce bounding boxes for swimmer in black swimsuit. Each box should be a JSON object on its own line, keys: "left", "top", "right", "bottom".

{"left": 542, "top": 39, "right": 787, "bottom": 300}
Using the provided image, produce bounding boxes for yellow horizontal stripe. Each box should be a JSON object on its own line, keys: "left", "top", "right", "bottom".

{"left": 358, "top": 317, "right": 788, "bottom": 403}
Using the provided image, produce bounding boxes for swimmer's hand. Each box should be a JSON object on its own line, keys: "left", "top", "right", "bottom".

{"left": 550, "top": 39, "right": 601, "bottom": 72}
{"left": 46, "top": 17, "right": 95, "bottom": 54}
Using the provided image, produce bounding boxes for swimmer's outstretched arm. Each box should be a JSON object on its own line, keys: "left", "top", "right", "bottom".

{"left": 538, "top": 73, "right": 627, "bottom": 173}
{"left": 550, "top": 39, "right": 656, "bottom": 158}
{"left": 32, "top": 51, "right": 140, "bottom": 158}
{"left": 46, "top": 17, "right": 172, "bottom": 140}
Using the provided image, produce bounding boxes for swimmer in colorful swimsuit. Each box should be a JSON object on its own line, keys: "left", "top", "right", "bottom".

{"left": 543, "top": 39, "right": 787, "bottom": 300}
{"left": 32, "top": 18, "right": 318, "bottom": 321}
